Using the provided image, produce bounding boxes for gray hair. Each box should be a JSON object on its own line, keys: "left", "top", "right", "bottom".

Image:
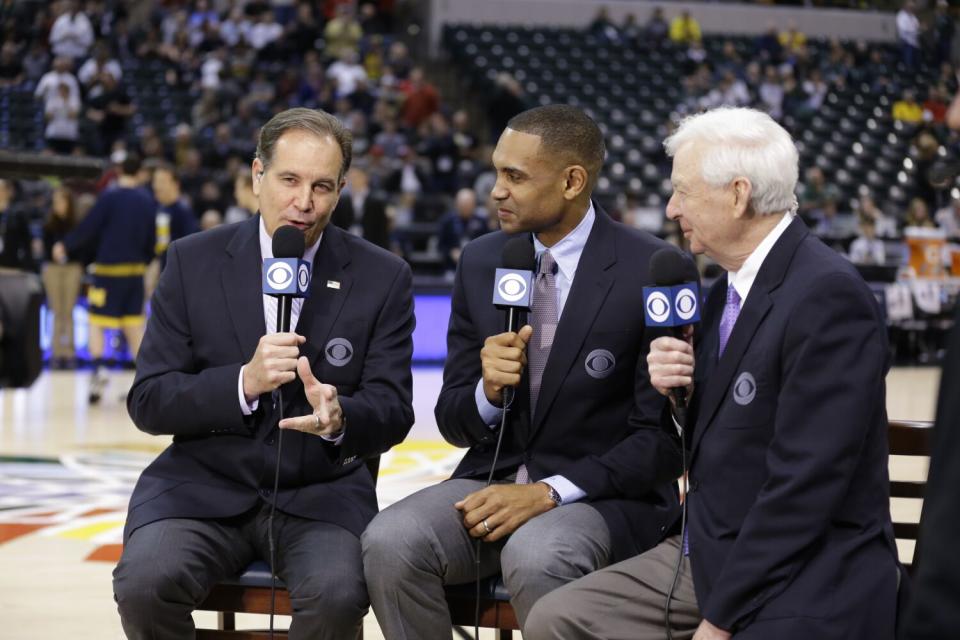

{"left": 255, "top": 108, "right": 353, "bottom": 181}
{"left": 664, "top": 107, "right": 798, "bottom": 216}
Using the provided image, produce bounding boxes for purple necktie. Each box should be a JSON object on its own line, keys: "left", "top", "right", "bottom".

{"left": 516, "top": 250, "right": 558, "bottom": 485}
{"left": 718, "top": 284, "right": 742, "bottom": 357}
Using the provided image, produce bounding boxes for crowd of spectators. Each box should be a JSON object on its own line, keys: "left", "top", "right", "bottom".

{"left": 2, "top": 1, "right": 960, "bottom": 367}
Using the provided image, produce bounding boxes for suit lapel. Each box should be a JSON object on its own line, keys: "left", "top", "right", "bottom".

{"left": 690, "top": 218, "right": 809, "bottom": 456}
{"left": 528, "top": 209, "right": 616, "bottom": 439}
{"left": 222, "top": 217, "right": 266, "bottom": 363}
{"left": 298, "top": 225, "right": 353, "bottom": 368}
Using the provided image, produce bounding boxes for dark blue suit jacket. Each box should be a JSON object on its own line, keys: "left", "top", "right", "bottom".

{"left": 684, "top": 218, "right": 899, "bottom": 638}
{"left": 124, "top": 217, "right": 415, "bottom": 541}
{"left": 435, "top": 207, "right": 682, "bottom": 561}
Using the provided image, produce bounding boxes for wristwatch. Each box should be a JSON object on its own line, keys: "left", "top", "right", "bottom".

{"left": 543, "top": 482, "right": 562, "bottom": 507}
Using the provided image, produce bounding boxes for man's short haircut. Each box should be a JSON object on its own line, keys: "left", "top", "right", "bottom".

{"left": 255, "top": 107, "right": 353, "bottom": 181}
{"left": 153, "top": 161, "right": 179, "bottom": 183}
{"left": 506, "top": 104, "right": 606, "bottom": 190}
{"left": 121, "top": 153, "right": 142, "bottom": 177}
{"left": 664, "top": 107, "right": 799, "bottom": 216}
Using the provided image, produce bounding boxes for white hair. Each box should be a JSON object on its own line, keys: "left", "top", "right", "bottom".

{"left": 664, "top": 107, "right": 799, "bottom": 216}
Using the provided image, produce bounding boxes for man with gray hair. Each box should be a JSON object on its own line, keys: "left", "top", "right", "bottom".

{"left": 526, "top": 106, "right": 900, "bottom": 639}
{"left": 113, "top": 108, "right": 415, "bottom": 639}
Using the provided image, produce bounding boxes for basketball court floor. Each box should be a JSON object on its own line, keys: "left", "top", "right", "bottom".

{"left": 0, "top": 365, "right": 939, "bottom": 639}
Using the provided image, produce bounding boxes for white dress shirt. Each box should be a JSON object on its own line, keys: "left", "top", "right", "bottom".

{"left": 727, "top": 211, "right": 796, "bottom": 304}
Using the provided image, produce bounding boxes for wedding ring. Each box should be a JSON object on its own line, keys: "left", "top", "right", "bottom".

{"left": 313, "top": 413, "right": 321, "bottom": 430}
{"left": 482, "top": 519, "right": 492, "bottom": 535}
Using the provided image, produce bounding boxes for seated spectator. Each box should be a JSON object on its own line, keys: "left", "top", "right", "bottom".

{"left": 324, "top": 3, "right": 363, "bottom": 60}
{"left": 22, "top": 40, "right": 50, "bottom": 84}
{"left": 44, "top": 82, "right": 80, "bottom": 155}
{"left": 245, "top": 10, "right": 283, "bottom": 52}
{"left": 386, "top": 41, "right": 414, "bottom": 80}
{"left": 328, "top": 51, "right": 368, "bottom": 98}
{"left": 849, "top": 218, "right": 886, "bottom": 265}
{"left": 905, "top": 197, "right": 936, "bottom": 229}
{"left": 199, "top": 209, "right": 222, "bottom": 230}
{"left": 755, "top": 22, "right": 783, "bottom": 64}
{"left": 0, "top": 42, "right": 24, "bottom": 88}
{"left": 399, "top": 67, "right": 440, "bottom": 129}
{"left": 588, "top": 6, "right": 619, "bottom": 42}
{"left": 419, "top": 112, "right": 459, "bottom": 195}
{"left": 700, "top": 70, "right": 750, "bottom": 109}
{"left": 49, "top": 0, "right": 94, "bottom": 61}
{"left": 759, "top": 65, "right": 784, "bottom": 120}
{"left": 224, "top": 171, "right": 257, "bottom": 225}
{"left": 799, "top": 167, "right": 841, "bottom": 225}
{"left": 437, "top": 188, "right": 488, "bottom": 273}
{"left": 644, "top": 6, "right": 669, "bottom": 43}
{"left": 487, "top": 72, "right": 527, "bottom": 142}
{"left": 384, "top": 146, "right": 430, "bottom": 196}
{"left": 935, "top": 195, "right": 960, "bottom": 238}
{"left": 778, "top": 21, "right": 807, "bottom": 55}
{"left": 669, "top": 10, "right": 701, "bottom": 45}
{"left": 782, "top": 73, "right": 812, "bottom": 120}
{"left": 893, "top": 90, "right": 924, "bottom": 123}
{"left": 78, "top": 41, "right": 123, "bottom": 99}
{"left": 621, "top": 13, "right": 641, "bottom": 45}
{"left": 858, "top": 194, "right": 899, "bottom": 238}
{"left": 923, "top": 86, "right": 949, "bottom": 123}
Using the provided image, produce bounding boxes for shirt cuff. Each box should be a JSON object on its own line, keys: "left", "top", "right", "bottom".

{"left": 320, "top": 427, "right": 345, "bottom": 445}
{"left": 475, "top": 378, "right": 504, "bottom": 427}
{"left": 238, "top": 365, "right": 259, "bottom": 416}
{"left": 541, "top": 475, "right": 587, "bottom": 505}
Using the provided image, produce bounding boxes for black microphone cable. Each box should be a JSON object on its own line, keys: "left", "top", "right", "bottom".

{"left": 473, "top": 381, "right": 516, "bottom": 640}
{"left": 665, "top": 398, "right": 688, "bottom": 640}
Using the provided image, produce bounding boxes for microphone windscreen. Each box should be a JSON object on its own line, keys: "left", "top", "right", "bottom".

{"left": 273, "top": 225, "right": 306, "bottom": 259}
{"left": 650, "top": 248, "right": 698, "bottom": 287}
{"left": 501, "top": 236, "right": 536, "bottom": 271}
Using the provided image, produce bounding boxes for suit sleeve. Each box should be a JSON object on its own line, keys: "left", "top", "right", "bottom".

{"left": 336, "top": 260, "right": 416, "bottom": 463}
{"left": 434, "top": 246, "right": 500, "bottom": 448}
{"left": 555, "top": 325, "right": 682, "bottom": 500}
{"left": 127, "top": 241, "right": 255, "bottom": 437}
{"left": 701, "top": 273, "right": 889, "bottom": 631}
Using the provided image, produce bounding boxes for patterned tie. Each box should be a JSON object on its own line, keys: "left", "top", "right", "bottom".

{"left": 516, "top": 250, "right": 558, "bottom": 485}
{"left": 718, "top": 284, "right": 742, "bottom": 357}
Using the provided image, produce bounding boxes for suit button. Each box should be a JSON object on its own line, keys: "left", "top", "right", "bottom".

{"left": 266, "top": 437, "right": 275, "bottom": 446}
{"left": 260, "top": 488, "right": 272, "bottom": 497}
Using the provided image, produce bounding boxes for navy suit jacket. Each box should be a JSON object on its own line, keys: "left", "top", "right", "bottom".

{"left": 124, "top": 217, "right": 415, "bottom": 541}
{"left": 435, "top": 207, "right": 682, "bottom": 561}
{"left": 684, "top": 218, "right": 899, "bottom": 638}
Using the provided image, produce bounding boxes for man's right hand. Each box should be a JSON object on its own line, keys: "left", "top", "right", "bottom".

{"left": 481, "top": 325, "right": 533, "bottom": 406}
{"left": 242, "top": 332, "right": 306, "bottom": 400}
{"left": 647, "top": 332, "right": 695, "bottom": 402}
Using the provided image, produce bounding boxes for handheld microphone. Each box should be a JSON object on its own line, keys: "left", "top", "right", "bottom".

{"left": 493, "top": 236, "right": 536, "bottom": 333}
{"left": 264, "top": 225, "right": 311, "bottom": 333}
{"left": 644, "top": 248, "right": 701, "bottom": 410}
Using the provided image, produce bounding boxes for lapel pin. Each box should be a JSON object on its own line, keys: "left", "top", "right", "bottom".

{"left": 327, "top": 280, "right": 341, "bottom": 289}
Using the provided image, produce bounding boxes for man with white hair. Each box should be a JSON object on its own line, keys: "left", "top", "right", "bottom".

{"left": 526, "top": 107, "right": 900, "bottom": 639}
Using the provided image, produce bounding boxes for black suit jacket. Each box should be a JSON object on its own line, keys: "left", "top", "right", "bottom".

{"left": 435, "top": 207, "right": 682, "bottom": 561}
{"left": 684, "top": 218, "right": 899, "bottom": 638}
{"left": 124, "top": 217, "right": 415, "bottom": 541}
{"left": 900, "top": 303, "right": 960, "bottom": 639}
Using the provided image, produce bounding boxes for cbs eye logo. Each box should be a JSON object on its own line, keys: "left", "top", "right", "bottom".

{"left": 325, "top": 338, "right": 354, "bottom": 367}
{"left": 297, "top": 263, "right": 310, "bottom": 290}
{"left": 645, "top": 291, "right": 671, "bottom": 323}
{"left": 585, "top": 349, "right": 616, "bottom": 379}
{"left": 267, "top": 262, "right": 294, "bottom": 289}
{"left": 674, "top": 287, "right": 698, "bottom": 321}
{"left": 497, "top": 272, "right": 528, "bottom": 302}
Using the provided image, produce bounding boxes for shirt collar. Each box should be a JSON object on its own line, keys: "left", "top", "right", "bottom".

{"left": 532, "top": 202, "right": 595, "bottom": 278}
{"left": 727, "top": 211, "right": 795, "bottom": 303}
{"left": 258, "top": 216, "right": 322, "bottom": 263}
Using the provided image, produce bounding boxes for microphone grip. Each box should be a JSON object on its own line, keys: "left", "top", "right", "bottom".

{"left": 669, "top": 324, "right": 691, "bottom": 410}
{"left": 276, "top": 295, "right": 294, "bottom": 333}
{"left": 504, "top": 306, "right": 522, "bottom": 334}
